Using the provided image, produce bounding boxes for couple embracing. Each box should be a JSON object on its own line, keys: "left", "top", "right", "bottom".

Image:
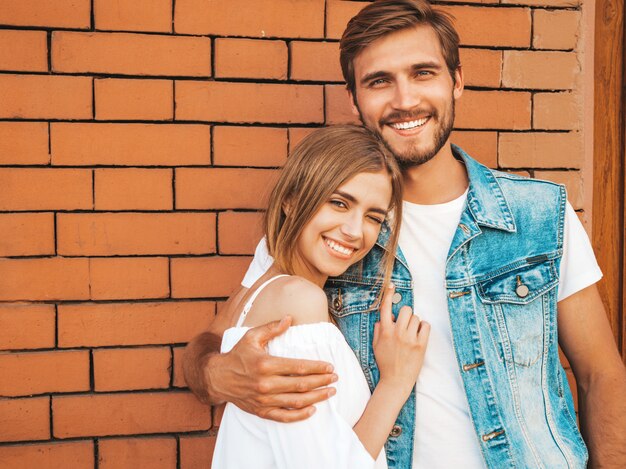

{"left": 184, "top": 1, "right": 626, "bottom": 468}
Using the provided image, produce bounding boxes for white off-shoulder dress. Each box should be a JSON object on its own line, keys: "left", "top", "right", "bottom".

{"left": 211, "top": 276, "right": 388, "bottom": 469}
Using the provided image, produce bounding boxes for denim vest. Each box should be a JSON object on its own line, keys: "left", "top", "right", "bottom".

{"left": 324, "top": 146, "right": 588, "bottom": 469}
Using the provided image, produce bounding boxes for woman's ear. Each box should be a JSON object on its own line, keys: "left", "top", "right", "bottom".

{"left": 282, "top": 199, "right": 292, "bottom": 216}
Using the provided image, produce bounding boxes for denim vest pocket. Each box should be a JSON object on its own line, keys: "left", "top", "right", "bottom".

{"left": 477, "top": 259, "right": 558, "bottom": 367}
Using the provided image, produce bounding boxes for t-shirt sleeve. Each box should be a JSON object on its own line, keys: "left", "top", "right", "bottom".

{"left": 241, "top": 237, "right": 275, "bottom": 288}
{"left": 558, "top": 202, "right": 603, "bottom": 302}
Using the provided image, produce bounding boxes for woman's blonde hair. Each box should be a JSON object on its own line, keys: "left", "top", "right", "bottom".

{"left": 264, "top": 124, "right": 403, "bottom": 290}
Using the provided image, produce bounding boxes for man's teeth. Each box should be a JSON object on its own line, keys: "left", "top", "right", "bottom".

{"left": 325, "top": 238, "right": 354, "bottom": 255}
{"left": 390, "top": 118, "right": 428, "bottom": 130}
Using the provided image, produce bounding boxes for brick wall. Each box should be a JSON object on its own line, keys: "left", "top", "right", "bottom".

{"left": 0, "top": 0, "right": 588, "bottom": 467}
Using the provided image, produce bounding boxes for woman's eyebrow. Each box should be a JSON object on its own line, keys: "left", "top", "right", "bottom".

{"left": 334, "top": 190, "right": 388, "bottom": 216}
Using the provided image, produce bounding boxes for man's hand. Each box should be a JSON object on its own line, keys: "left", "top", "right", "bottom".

{"left": 203, "top": 316, "right": 338, "bottom": 422}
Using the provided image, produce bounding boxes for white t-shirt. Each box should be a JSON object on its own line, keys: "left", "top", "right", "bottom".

{"left": 241, "top": 195, "right": 602, "bottom": 468}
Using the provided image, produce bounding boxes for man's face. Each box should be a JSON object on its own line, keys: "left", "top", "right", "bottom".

{"left": 349, "top": 25, "right": 464, "bottom": 168}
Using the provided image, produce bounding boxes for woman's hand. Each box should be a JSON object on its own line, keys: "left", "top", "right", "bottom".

{"left": 373, "top": 283, "right": 430, "bottom": 395}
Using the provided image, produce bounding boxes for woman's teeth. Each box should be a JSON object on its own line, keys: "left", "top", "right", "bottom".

{"left": 325, "top": 238, "right": 354, "bottom": 255}
{"left": 390, "top": 117, "right": 428, "bottom": 130}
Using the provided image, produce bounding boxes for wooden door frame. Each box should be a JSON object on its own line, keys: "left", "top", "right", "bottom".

{"left": 593, "top": 0, "right": 625, "bottom": 359}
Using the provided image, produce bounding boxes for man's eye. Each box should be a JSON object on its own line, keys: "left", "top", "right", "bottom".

{"left": 369, "top": 78, "right": 388, "bottom": 87}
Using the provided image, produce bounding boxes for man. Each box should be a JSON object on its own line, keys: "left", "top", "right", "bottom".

{"left": 183, "top": 1, "right": 626, "bottom": 467}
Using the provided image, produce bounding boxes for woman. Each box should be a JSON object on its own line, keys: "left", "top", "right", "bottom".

{"left": 212, "top": 125, "right": 430, "bottom": 468}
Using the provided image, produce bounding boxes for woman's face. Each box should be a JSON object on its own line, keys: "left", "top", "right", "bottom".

{"left": 293, "top": 170, "right": 393, "bottom": 286}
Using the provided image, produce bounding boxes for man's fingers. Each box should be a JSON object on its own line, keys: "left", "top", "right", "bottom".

{"left": 259, "top": 387, "right": 336, "bottom": 411}
{"left": 379, "top": 283, "right": 395, "bottom": 328}
{"left": 244, "top": 316, "right": 293, "bottom": 347}
{"left": 259, "top": 373, "right": 338, "bottom": 395}
{"left": 259, "top": 355, "right": 334, "bottom": 376}
{"left": 261, "top": 406, "right": 317, "bottom": 423}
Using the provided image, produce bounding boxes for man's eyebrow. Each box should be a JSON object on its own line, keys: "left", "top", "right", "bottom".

{"left": 360, "top": 61, "right": 444, "bottom": 86}
{"left": 334, "top": 190, "right": 388, "bottom": 215}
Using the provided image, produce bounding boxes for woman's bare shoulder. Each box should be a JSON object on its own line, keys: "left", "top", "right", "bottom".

{"left": 245, "top": 276, "right": 329, "bottom": 327}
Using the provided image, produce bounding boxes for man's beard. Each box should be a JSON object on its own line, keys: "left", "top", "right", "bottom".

{"left": 356, "top": 97, "right": 455, "bottom": 170}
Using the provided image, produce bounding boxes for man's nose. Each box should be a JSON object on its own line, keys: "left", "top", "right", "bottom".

{"left": 391, "top": 78, "right": 421, "bottom": 110}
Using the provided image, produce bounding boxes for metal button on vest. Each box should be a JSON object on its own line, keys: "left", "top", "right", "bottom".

{"left": 515, "top": 275, "right": 529, "bottom": 298}
{"left": 389, "top": 425, "right": 402, "bottom": 437}
{"left": 391, "top": 292, "right": 402, "bottom": 304}
{"left": 333, "top": 297, "right": 342, "bottom": 310}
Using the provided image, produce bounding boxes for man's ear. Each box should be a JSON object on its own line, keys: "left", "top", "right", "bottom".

{"left": 347, "top": 89, "right": 360, "bottom": 117}
{"left": 453, "top": 66, "right": 464, "bottom": 100}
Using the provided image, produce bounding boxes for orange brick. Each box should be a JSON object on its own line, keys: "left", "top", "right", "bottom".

{"left": 460, "top": 48, "right": 501, "bottom": 88}
{"left": 326, "top": 0, "right": 368, "bottom": 39}
{"left": 214, "top": 126, "right": 287, "bottom": 167}
{"left": 95, "top": 168, "right": 173, "bottom": 211}
{"left": 53, "top": 392, "right": 211, "bottom": 437}
{"left": 326, "top": 2, "right": 531, "bottom": 47}
{"left": 0, "top": 258, "right": 90, "bottom": 301}
{"left": 176, "top": 81, "right": 323, "bottom": 124}
{"left": 218, "top": 212, "right": 264, "bottom": 255}
{"left": 95, "top": 79, "right": 173, "bottom": 121}
{"left": 179, "top": 435, "right": 217, "bottom": 469}
{"left": 456, "top": 90, "right": 531, "bottom": 130}
{"left": 290, "top": 41, "right": 342, "bottom": 81}
{"left": 58, "top": 301, "right": 215, "bottom": 347}
{"left": 0, "top": 441, "right": 94, "bottom": 469}
{"left": 93, "top": 347, "right": 171, "bottom": 391}
{"left": 52, "top": 31, "right": 211, "bottom": 76}
{"left": 0, "top": 74, "right": 92, "bottom": 120}
{"left": 0, "top": 30, "right": 47, "bottom": 72}
{"left": 171, "top": 256, "right": 251, "bottom": 298}
{"left": 99, "top": 437, "right": 177, "bottom": 469}
{"left": 502, "top": 51, "right": 578, "bottom": 90}
{"left": 535, "top": 170, "right": 583, "bottom": 210}
{"left": 0, "top": 0, "right": 91, "bottom": 28}
{"left": 0, "top": 168, "right": 92, "bottom": 211}
{"left": 175, "top": 0, "right": 324, "bottom": 37}
{"left": 289, "top": 128, "right": 318, "bottom": 153}
{"left": 95, "top": 0, "right": 172, "bottom": 33}
{"left": 215, "top": 38, "right": 287, "bottom": 80}
{"left": 172, "top": 346, "right": 186, "bottom": 388}
{"left": 89, "top": 257, "right": 169, "bottom": 300}
{"left": 533, "top": 92, "right": 580, "bottom": 130}
{"left": 502, "top": 0, "right": 579, "bottom": 7}
{"left": 533, "top": 10, "right": 579, "bottom": 50}
{"left": 0, "top": 213, "right": 54, "bottom": 256}
{"left": 51, "top": 123, "right": 211, "bottom": 166}
{"left": 0, "top": 396, "right": 50, "bottom": 442}
{"left": 498, "top": 132, "right": 582, "bottom": 168}
{"left": 57, "top": 213, "right": 216, "bottom": 256}
{"left": 450, "top": 131, "right": 497, "bottom": 168}
{"left": 176, "top": 168, "right": 278, "bottom": 209}
{"left": 440, "top": 5, "right": 531, "bottom": 48}
{"left": 0, "top": 350, "right": 89, "bottom": 397}
{"left": 325, "top": 84, "right": 360, "bottom": 124}
{"left": 0, "top": 122, "right": 49, "bottom": 165}
{"left": 0, "top": 304, "right": 55, "bottom": 351}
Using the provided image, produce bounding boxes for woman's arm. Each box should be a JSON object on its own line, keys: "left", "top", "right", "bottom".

{"left": 353, "top": 283, "right": 430, "bottom": 458}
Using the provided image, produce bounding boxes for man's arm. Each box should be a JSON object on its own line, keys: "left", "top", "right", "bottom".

{"left": 558, "top": 284, "right": 626, "bottom": 468}
{"left": 182, "top": 291, "right": 338, "bottom": 422}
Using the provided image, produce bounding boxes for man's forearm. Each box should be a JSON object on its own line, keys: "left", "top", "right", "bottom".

{"left": 578, "top": 368, "right": 626, "bottom": 467}
{"left": 183, "top": 331, "right": 224, "bottom": 405}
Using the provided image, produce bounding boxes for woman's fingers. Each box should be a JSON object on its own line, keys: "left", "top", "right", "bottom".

{"left": 379, "top": 283, "right": 395, "bottom": 328}
{"left": 417, "top": 321, "right": 431, "bottom": 346}
{"left": 395, "top": 305, "right": 413, "bottom": 330}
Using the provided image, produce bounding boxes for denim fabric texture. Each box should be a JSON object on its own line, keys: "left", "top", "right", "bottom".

{"left": 324, "top": 145, "right": 587, "bottom": 469}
